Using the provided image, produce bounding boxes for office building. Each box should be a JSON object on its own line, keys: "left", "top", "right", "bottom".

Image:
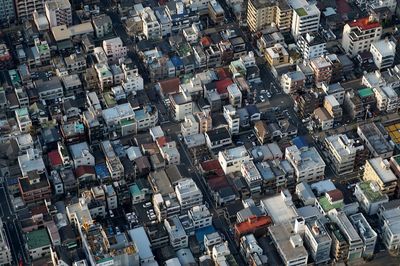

{"left": 285, "top": 145, "right": 326, "bottom": 183}
{"left": 288, "top": 0, "right": 320, "bottom": 40}
{"left": 342, "top": 17, "right": 382, "bottom": 57}
{"left": 363, "top": 157, "right": 397, "bottom": 196}
{"left": 324, "top": 134, "right": 364, "bottom": 176}
{"left": 45, "top": 0, "right": 72, "bottom": 27}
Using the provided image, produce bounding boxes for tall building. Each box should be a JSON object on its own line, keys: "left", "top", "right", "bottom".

{"left": 45, "top": 0, "right": 72, "bottom": 27}
{"left": 288, "top": 0, "right": 320, "bottom": 40}
{"left": 297, "top": 32, "right": 326, "bottom": 60}
{"left": 0, "top": 0, "right": 15, "bottom": 21}
{"left": 324, "top": 134, "right": 364, "bottom": 176}
{"left": 246, "top": 0, "right": 292, "bottom": 32}
{"left": 341, "top": 17, "right": 382, "bottom": 57}
{"left": 15, "top": 0, "right": 45, "bottom": 20}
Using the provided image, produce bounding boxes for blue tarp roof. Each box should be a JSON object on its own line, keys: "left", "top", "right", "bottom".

{"left": 292, "top": 136, "right": 308, "bottom": 149}
{"left": 195, "top": 226, "right": 216, "bottom": 245}
{"left": 95, "top": 163, "right": 110, "bottom": 180}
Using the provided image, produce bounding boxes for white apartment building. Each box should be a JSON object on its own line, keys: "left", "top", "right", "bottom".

{"left": 102, "top": 103, "right": 136, "bottom": 137}
{"left": 363, "top": 157, "right": 397, "bottom": 196}
{"left": 102, "top": 37, "right": 127, "bottom": 64}
{"left": 101, "top": 140, "right": 124, "bottom": 180}
{"left": 281, "top": 70, "right": 306, "bottom": 94}
{"left": 218, "top": 146, "right": 252, "bottom": 174}
{"left": 289, "top": 0, "right": 320, "bottom": 40}
{"left": 304, "top": 218, "right": 332, "bottom": 265}
{"left": 181, "top": 114, "right": 199, "bottom": 137}
{"left": 15, "top": 0, "right": 45, "bottom": 20}
{"left": 122, "top": 73, "right": 144, "bottom": 94}
{"left": 328, "top": 210, "right": 364, "bottom": 262}
{"left": 285, "top": 145, "right": 326, "bottom": 183}
{"left": 354, "top": 181, "right": 389, "bottom": 215}
{"left": 175, "top": 178, "right": 203, "bottom": 212}
{"left": 380, "top": 207, "right": 400, "bottom": 251}
{"left": 349, "top": 213, "right": 377, "bottom": 258}
{"left": 227, "top": 83, "right": 242, "bottom": 108}
{"left": 103, "top": 185, "right": 118, "bottom": 210}
{"left": 297, "top": 32, "right": 326, "bottom": 60}
{"left": 0, "top": 219, "right": 11, "bottom": 265}
{"left": 373, "top": 86, "right": 399, "bottom": 113}
{"left": 370, "top": 39, "right": 396, "bottom": 69}
{"left": 45, "top": 0, "right": 72, "bottom": 27}
{"left": 342, "top": 17, "right": 382, "bottom": 57}
{"left": 69, "top": 142, "right": 95, "bottom": 168}
{"left": 368, "top": 0, "right": 397, "bottom": 13}
{"left": 325, "top": 134, "right": 364, "bottom": 176}
{"left": 241, "top": 161, "right": 262, "bottom": 194}
{"left": 169, "top": 91, "right": 193, "bottom": 121}
{"left": 188, "top": 204, "right": 212, "bottom": 229}
{"left": 164, "top": 216, "right": 188, "bottom": 250}
{"left": 141, "top": 7, "right": 162, "bottom": 40}
{"left": 223, "top": 105, "right": 240, "bottom": 135}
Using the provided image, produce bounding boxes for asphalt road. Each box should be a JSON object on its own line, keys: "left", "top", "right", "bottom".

{"left": 0, "top": 185, "right": 28, "bottom": 265}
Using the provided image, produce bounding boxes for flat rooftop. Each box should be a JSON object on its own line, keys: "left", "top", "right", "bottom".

{"left": 261, "top": 192, "right": 298, "bottom": 224}
{"left": 368, "top": 157, "right": 397, "bottom": 183}
{"left": 357, "top": 181, "right": 388, "bottom": 202}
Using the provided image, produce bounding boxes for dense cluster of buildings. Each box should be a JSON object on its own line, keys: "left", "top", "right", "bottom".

{"left": 2, "top": 0, "right": 400, "bottom": 265}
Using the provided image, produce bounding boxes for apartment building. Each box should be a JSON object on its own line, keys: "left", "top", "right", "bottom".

{"left": 354, "top": 181, "right": 389, "bottom": 215}
{"left": 285, "top": 145, "right": 326, "bottom": 183}
{"left": 310, "top": 56, "right": 332, "bottom": 86}
{"left": 265, "top": 43, "right": 289, "bottom": 66}
{"left": 208, "top": 0, "right": 225, "bottom": 25}
{"left": 269, "top": 223, "right": 308, "bottom": 266}
{"left": 324, "top": 95, "right": 342, "bottom": 122}
{"left": 102, "top": 103, "right": 136, "bottom": 138}
{"left": 15, "top": 108, "right": 32, "bottom": 133}
{"left": 373, "top": 86, "right": 399, "bottom": 113}
{"left": 141, "top": 7, "right": 161, "bottom": 40}
{"left": 281, "top": 70, "right": 306, "bottom": 94}
{"left": 289, "top": 0, "right": 320, "bottom": 40}
{"left": 218, "top": 146, "right": 252, "bottom": 174}
{"left": 342, "top": 17, "right": 382, "bottom": 57}
{"left": 45, "top": 0, "right": 72, "bottom": 27}
{"left": 379, "top": 205, "right": 400, "bottom": 251}
{"left": 357, "top": 123, "right": 394, "bottom": 159}
{"left": 304, "top": 218, "right": 332, "bottom": 265}
{"left": 102, "top": 37, "right": 127, "bottom": 64}
{"left": 0, "top": 0, "right": 15, "bottom": 22}
{"left": 223, "top": 105, "right": 240, "bottom": 135}
{"left": 169, "top": 91, "right": 193, "bottom": 122}
{"left": 247, "top": 0, "right": 292, "bottom": 32}
{"left": 164, "top": 216, "right": 188, "bottom": 250}
{"left": 363, "top": 157, "right": 397, "bottom": 196}
{"left": 16, "top": 0, "right": 45, "bottom": 20}
{"left": 227, "top": 83, "right": 242, "bottom": 108}
{"left": 95, "top": 63, "right": 113, "bottom": 90}
{"left": 370, "top": 39, "right": 396, "bottom": 69}
{"left": 325, "top": 222, "right": 349, "bottom": 263}
{"left": 92, "top": 14, "right": 113, "bottom": 38}
{"left": 188, "top": 205, "right": 212, "bottom": 229}
{"left": 328, "top": 210, "right": 363, "bottom": 262}
{"left": 175, "top": 178, "right": 203, "bottom": 212}
{"left": 181, "top": 114, "right": 200, "bottom": 137}
{"left": 349, "top": 213, "right": 377, "bottom": 259}
{"left": 100, "top": 140, "right": 124, "bottom": 180}
{"left": 241, "top": 161, "right": 263, "bottom": 194}
{"left": 69, "top": 142, "right": 95, "bottom": 168}
{"left": 297, "top": 32, "right": 327, "bottom": 60}
{"left": 195, "top": 110, "right": 212, "bottom": 133}
{"left": 325, "top": 134, "right": 364, "bottom": 176}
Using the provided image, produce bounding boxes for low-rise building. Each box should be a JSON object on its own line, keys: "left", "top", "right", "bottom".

{"left": 26, "top": 228, "right": 52, "bottom": 260}
{"left": 164, "top": 215, "right": 188, "bottom": 250}
{"left": 188, "top": 205, "right": 212, "bottom": 229}
{"left": 379, "top": 205, "right": 400, "bottom": 251}
{"left": 357, "top": 123, "right": 394, "bottom": 159}
{"left": 175, "top": 178, "right": 203, "bottom": 212}
{"left": 297, "top": 32, "right": 326, "bottom": 60}
{"left": 281, "top": 70, "right": 306, "bottom": 94}
{"left": 169, "top": 91, "right": 193, "bottom": 121}
{"left": 310, "top": 56, "right": 332, "bottom": 86}
{"left": 265, "top": 43, "right": 289, "bottom": 67}
{"left": 205, "top": 127, "right": 232, "bottom": 150}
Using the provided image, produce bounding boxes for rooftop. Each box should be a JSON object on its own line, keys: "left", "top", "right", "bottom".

{"left": 235, "top": 215, "right": 272, "bottom": 235}
{"left": 357, "top": 181, "right": 388, "bottom": 202}
{"left": 26, "top": 228, "right": 51, "bottom": 249}
{"left": 318, "top": 196, "right": 344, "bottom": 212}
{"left": 368, "top": 157, "right": 397, "bottom": 183}
{"left": 220, "top": 146, "right": 249, "bottom": 161}
{"left": 261, "top": 191, "right": 298, "bottom": 224}
{"left": 349, "top": 17, "right": 381, "bottom": 31}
